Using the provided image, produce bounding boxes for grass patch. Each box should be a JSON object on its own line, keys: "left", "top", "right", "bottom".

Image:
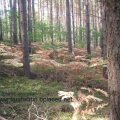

{"left": 0, "top": 77, "right": 63, "bottom": 98}
{"left": 0, "top": 76, "right": 108, "bottom": 120}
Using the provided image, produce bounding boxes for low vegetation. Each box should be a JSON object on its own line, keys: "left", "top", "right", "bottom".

{"left": 0, "top": 42, "right": 108, "bottom": 120}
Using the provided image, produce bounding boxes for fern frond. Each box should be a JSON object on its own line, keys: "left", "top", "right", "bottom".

{"left": 94, "top": 88, "right": 108, "bottom": 97}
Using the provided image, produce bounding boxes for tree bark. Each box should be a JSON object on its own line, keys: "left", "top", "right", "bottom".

{"left": 13, "top": 0, "right": 18, "bottom": 44}
{"left": 32, "top": 0, "right": 36, "bottom": 41}
{"left": 78, "top": 0, "right": 82, "bottom": 42}
{"left": 0, "top": 16, "right": 3, "bottom": 41}
{"left": 104, "top": 0, "right": 120, "bottom": 119}
{"left": 21, "top": 0, "right": 30, "bottom": 78}
{"left": 18, "top": 0, "right": 22, "bottom": 43}
{"left": 9, "top": 0, "right": 13, "bottom": 43}
{"left": 71, "top": 0, "right": 75, "bottom": 46}
{"left": 28, "top": 0, "right": 32, "bottom": 52}
{"left": 50, "top": 0, "right": 53, "bottom": 44}
{"left": 86, "top": 0, "right": 91, "bottom": 55}
{"left": 94, "top": 0, "right": 98, "bottom": 48}
{"left": 66, "top": 0, "right": 72, "bottom": 53}
{"left": 3, "top": 0, "right": 8, "bottom": 39}
{"left": 101, "top": 2, "right": 107, "bottom": 59}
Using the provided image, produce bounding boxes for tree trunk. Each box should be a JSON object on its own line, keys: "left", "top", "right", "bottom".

{"left": 71, "top": 0, "right": 75, "bottom": 46}
{"left": 13, "top": 0, "right": 18, "bottom": 44}
{"left": 28, "top": 0, "right": 32, "bottom": 52}
{"left": 59, "top": 0, "right": 62, "bottom": 42}
{"left": 92, "top": 0, "right": 95, "bottom": 47}
{"left": 18, "top": 0, "right": 22, "bottom": 43}
{"left": 78, "top": 0, "right": 82, "bottom": 42}
{"left": 3, "top": 0, "right": 8, "bottom": 39}
{"left": 50, "top": 0, "right": 53, "bottom": 44}
{"left": 94, "top": 1, "right": 98, "bottom": 48}
{"left": 66, "top": 0, "right": 72, "bottom": 53}
{"left": 9, "top": 0, "right": 13, "bottom": 43}
{"left": 0, "top": 16, "right": 3, "bottom": 41}
{"left": 104, "top": 0, "right": 120, "bottom": 120}
{"left": 82, "top": 1, "right": 86, "bottom": 42}
{"left": 21, "top": 0, "right": 30, "bottom": 78}
{"left": 55, "top": 0, "right": 60, "bottom": 41}
{"left": 32, "top": 0, "right": 36, "bottom": 41}
{"left": 86, "top": 0, "right": 91, "bottom": 55}
{"left": 101, "top": 3, "right": 107, "bottom": 59}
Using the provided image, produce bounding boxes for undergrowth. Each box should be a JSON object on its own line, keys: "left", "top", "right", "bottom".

{"left": 0, "top": 76, "right": 108, "bottom": 120}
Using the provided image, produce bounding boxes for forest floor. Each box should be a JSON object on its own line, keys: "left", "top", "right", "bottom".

{"left": 0, "top": 42, "right": 108, "bottom": 120}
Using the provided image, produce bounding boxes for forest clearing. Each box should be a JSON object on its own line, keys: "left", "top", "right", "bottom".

{"left": 0, "top": 0, "right": 120, "bottom": 120}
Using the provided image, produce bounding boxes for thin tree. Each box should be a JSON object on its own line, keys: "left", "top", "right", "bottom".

{"left": 66, "top": 0, "right": 72, "bottom": 53}
{"left": 100, "top": 1, "right": 107, "bottom": 59}
{"left": 71, "top": 0, "right": 75, "bottom": 46}
{"left": 9, "top": 0, "right": 13, "bottom": 43}
{"left": 0, "top": 15, "right": 3, "bottom": 41}
{"left": 86, "top": 0, "right": 91, "bottom": 55}
{"left": 78, "top": 0, "right": 82, "bottom": 42}
{"left": 91, "top": 0, "right": 95, "bottom": 47}
{"left": 50, "top": 0, "right": 53, "bottom": 44}
{"left": 3, "top": 0, "right": 8, "bottom": 39}
{"left": 12, "top": 0, "right": 18, "bottom": 44}
{"left": 18, "top": 0, "right": 22, "bottom": 43}
{"left": 55, "top": 0, "right": 59, "bottom": 41}
{"left": 20, "top": 0, "right": 30, "bottom": 78}
{"left": 32, "top": 0, "right": 36, "bottom": 41}
{"left": 94, "top": 0, "right": 98, "bottom": 47}
{"left": 28, "top": 0, "right": 32, "bottom": 52}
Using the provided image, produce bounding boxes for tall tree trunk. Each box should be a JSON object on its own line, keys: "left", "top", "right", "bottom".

{"left": 75, "top": 3, "right": 78, "bottom": 43}
{"left": 50, "top": 0, "right": 53, "bottom": 44}
{"left": 101, "top": 2, "right": 107, "bottom": 59}
{"left": 94, "top": 0, "right": 98, "bottom": 47}
{"left": 0, "top": 16, "right": 3, "bottom": 41}
{"left": 66, "top": 0, "right": 72, "bottom": 53}
{"left": 40, "top": 0, "right": 44, "bottom": 42}
{"left": 28, "top": 0, "right": 32, "bottom": 52}
{"left": 18, "top": 0, "right": 22, "bottom": 43}
{"left": 100, "top": 1, "right": 108, "bottom": 79}
{"left": 55, "top": 0, "right": 59, "bottom": 27}
{"left": 21, "top": 0, "right": 30, "bottom": 78}
{"left": 55, "top": 0, "right": 59, "bottom": 41}
{"left": 82, "top": 0, "right": 85, "bottom": 42}
{"left": 92, "top": 0, "right": 95, "bottom": 47}
{"left": 32, "top": 0, "right": 36, "bottom": 41}
{"left": 13, "top": 0, "right": 18, "bottom": 44}
{"left": 9, "top": 0, "right": 13, "bottom": 43}
{"left": 86, "top": 0, "right": 91, "bottom": 55}
{"left": 58, "top": 0, "right": 62, "bottom": 42}
{"left": 78, "top": 0, "right": 82, "bottom": 42}
{"left": 104, "top": 0, "right": 120, "bottom": 120}
{"left": 71, "top": 0, "right": 75, "bottom": 46}
{"left": 3, "top": 0, "right": 8, "bottom": 39}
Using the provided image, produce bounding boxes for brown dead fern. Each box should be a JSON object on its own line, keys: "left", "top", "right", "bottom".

{"left": 58, "top": 87, "right": 108, "bottom": 120}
